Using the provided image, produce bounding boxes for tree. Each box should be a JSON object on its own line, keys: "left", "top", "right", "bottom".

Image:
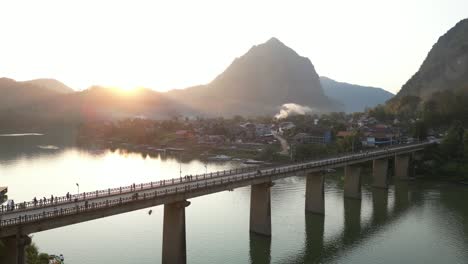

{"left": 463, "top": 131, "right": 468, "bottom": 161}
{"left": 24, "top": 243, "right": 50, "bottom": 264}
{"left": 412, "top": 120, "right": 428, "bottom": 140}
{"left": 441, "top": 120, "right": 465, "bottom": 160}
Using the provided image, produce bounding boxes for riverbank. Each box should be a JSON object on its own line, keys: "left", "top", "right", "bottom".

{"left": 77, "top": 138, "right": 289, "bottom": 164}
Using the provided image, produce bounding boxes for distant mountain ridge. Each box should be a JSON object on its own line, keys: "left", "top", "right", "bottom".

{"left": 23, "top": 79, "right": 74, "bottom": 94}
{"left": 1, "top": 37, "right": 402, "bottom": 129}
{"left": 0, "top": 77, "right": 70, "bottom": 110}
{"left": 393, "top": 18, "right": 468, "bottom": 100}
{"left": 166, "top": 37, "right": 335, "bottom": 116}
{"left": 320, "top": 77, "right": 394, "bottom": 113}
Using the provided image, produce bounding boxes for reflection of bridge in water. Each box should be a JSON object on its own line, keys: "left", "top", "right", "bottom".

{"left": 250, "top": 181, "right": 414, "bottom": 264}
{"left": 0, "top": 142, "right": 432, "bottom": 264}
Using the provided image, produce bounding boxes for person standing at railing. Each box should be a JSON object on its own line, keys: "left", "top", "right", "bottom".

{"left": 33, "top": 197, "right": 38, "bottom": 207}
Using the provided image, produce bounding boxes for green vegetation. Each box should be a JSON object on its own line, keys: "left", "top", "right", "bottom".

{"left": 26, "top": 243, "right": 49, "bottom": 264}
{"left": 418, "top": 120, "right": 468, "bottom": 181}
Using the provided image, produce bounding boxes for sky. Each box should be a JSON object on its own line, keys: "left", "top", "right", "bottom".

{"left": 0, "top": 0, "right": 467, "bottom": 94}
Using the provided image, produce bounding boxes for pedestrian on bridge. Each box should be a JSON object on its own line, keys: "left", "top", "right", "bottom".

{"left": 33, "top": 197, "right": 37, "bottom": 206}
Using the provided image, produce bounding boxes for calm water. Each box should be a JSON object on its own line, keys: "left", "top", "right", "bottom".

{"left": 1, "top": 133, "right": 467, "bottom": 264}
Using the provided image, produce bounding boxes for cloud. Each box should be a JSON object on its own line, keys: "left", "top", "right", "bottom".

{"left": 274, "top": 103, "right": 316, "bottom": 119}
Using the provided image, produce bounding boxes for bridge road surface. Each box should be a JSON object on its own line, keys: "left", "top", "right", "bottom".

{"left": 0, "top": 142, "right": 430, "bottom": 234}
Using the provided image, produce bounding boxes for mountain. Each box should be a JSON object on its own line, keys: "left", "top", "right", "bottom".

{"left": 167, "top": 37, "right": 334, "bottom": 116}
{"left": 0, "top": 77, "right": 66, "bottom": 110}
{"left": 393, "top": 18, "right": 468, "bottom": 100}
{"left": 320, "top": 77, "right": 394, "bottom": 113}
{"left": 0, "top": 85, "right": 195, "bottom": 129}
{"left": 23, "top": 79, "right": 74, "bottom": 94}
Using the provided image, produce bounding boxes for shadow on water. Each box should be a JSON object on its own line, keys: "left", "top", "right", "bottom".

{"left": 302, "top": 213, "right": 325, "bottom": 263}
{"left": 372, "top": 188, "right": 388, "bottom": 224}
{"left": 278, "top": 179, "right": 414, "bottom": 264}
{"left": 249, "top": 233, "right": 271, "bottom": 264}
{"left": 393, "top": 180, "right": 410, "bottom": 214}
{"left": 343, "top": 198, "right": 361, "bottom": 246}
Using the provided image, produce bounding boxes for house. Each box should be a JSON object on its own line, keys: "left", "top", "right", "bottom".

{"left": 198, "top": 135, "right": 226, "bottom": 145}
{"left": 336, "top": 131, "right": 354, "bottom": 138}
{"left": 361, "top": 124, "right": 396, "bottom": 147}
{"left": 175, "top": 130, "right": 194, "bottom": 139}
{"left": 255, "top": 124, "right": 272, "bottom": 137}
{"left": 292, "top": 129, "right": 332, "bottom": 145}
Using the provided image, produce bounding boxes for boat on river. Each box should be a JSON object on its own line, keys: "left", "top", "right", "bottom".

{"left": 243, "top": 159, "right": 264, "bottom": 165}
{"left": 207, "top": 155, "right": 232, "bottom": 161}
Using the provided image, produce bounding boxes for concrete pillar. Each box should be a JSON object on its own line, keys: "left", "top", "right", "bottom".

{"left": 394, "top": 154, "right": 410, "bottom": 179}
{"left": 305, "top": 172, "right": 325, "bottom": 214}
{"left": 0, "top": 234, "right": 31, "bottom": 264}
{"left": 162, "top": 200, "right": 190, "bottom": 264}
{"left": 344, "top": 165, "right": 361, "bottom": 199}
{"left": 372, "top": 158, "right": 389, "bottom": 188}
{"left": 250, "top": 182, "right": 272, "bottom": 236}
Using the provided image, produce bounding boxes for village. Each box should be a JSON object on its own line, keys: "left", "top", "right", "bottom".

{"left": 77, "top": 112, "right": 432, "bottom": 164}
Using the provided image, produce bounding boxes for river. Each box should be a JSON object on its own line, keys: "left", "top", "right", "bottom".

{"left": 0, "top": 133, "right": 467, "bottom": 264}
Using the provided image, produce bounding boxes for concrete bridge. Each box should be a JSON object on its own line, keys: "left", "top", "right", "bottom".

{"left": 0, "top": 142, "right": 432, "bottom": 264}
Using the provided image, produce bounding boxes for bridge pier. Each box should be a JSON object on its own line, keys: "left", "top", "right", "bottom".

{"left": 372, "top": 158, "right": 389, "bottom": 189}
{"left": 0, "top": 234, "right": 31, "bottom": 264}
{"left": 305, "top": 172, "right": 325, "bottom": 214}
{"left": 162, "top": 200, "right": 190, "bottom": 264}
{"left": 344, "top": 165, "right": 361, "bottom": 199}
{"left": 250, "top": 182, "right": 272, "bottom": 236}
{"left": 394, "top": 154, "right": 410, "bottom": 179}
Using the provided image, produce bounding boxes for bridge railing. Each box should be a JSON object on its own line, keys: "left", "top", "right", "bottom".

{"left": 0, "top": 163, "right": 268, "bottom": 214}
{"left": 0, "top": 141, "right": 430, "bottom": 215}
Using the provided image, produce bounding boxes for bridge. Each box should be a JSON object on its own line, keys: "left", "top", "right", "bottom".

{"left": 0, "top": 142, "right": 432, "bottom": 264}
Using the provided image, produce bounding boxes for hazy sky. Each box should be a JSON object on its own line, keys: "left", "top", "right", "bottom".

{"left": 0, "top": 0, "right": 467, "bottom": 93}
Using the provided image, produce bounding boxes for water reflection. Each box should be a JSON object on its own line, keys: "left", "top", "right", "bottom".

{"left": 394, "top": 181, "right": 410, "bottom": 213}
{"left": 372, "top": 188, "right": 388, "bottom": 224}
{"left": 343, "top": 198, "right": 361, "bottom": 246}
{"left": 2, "top": 134, "right": 468, "bottom": 264}
{"left": 303, "top": 213, "right": 325, "bottom": 263}
{"left": 249, "top": 233, "right": 271, "bottom": 264}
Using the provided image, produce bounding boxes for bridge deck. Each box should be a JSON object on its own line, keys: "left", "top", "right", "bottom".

{"left": 0, "top": 142, "right": 431, "bottom": 237}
